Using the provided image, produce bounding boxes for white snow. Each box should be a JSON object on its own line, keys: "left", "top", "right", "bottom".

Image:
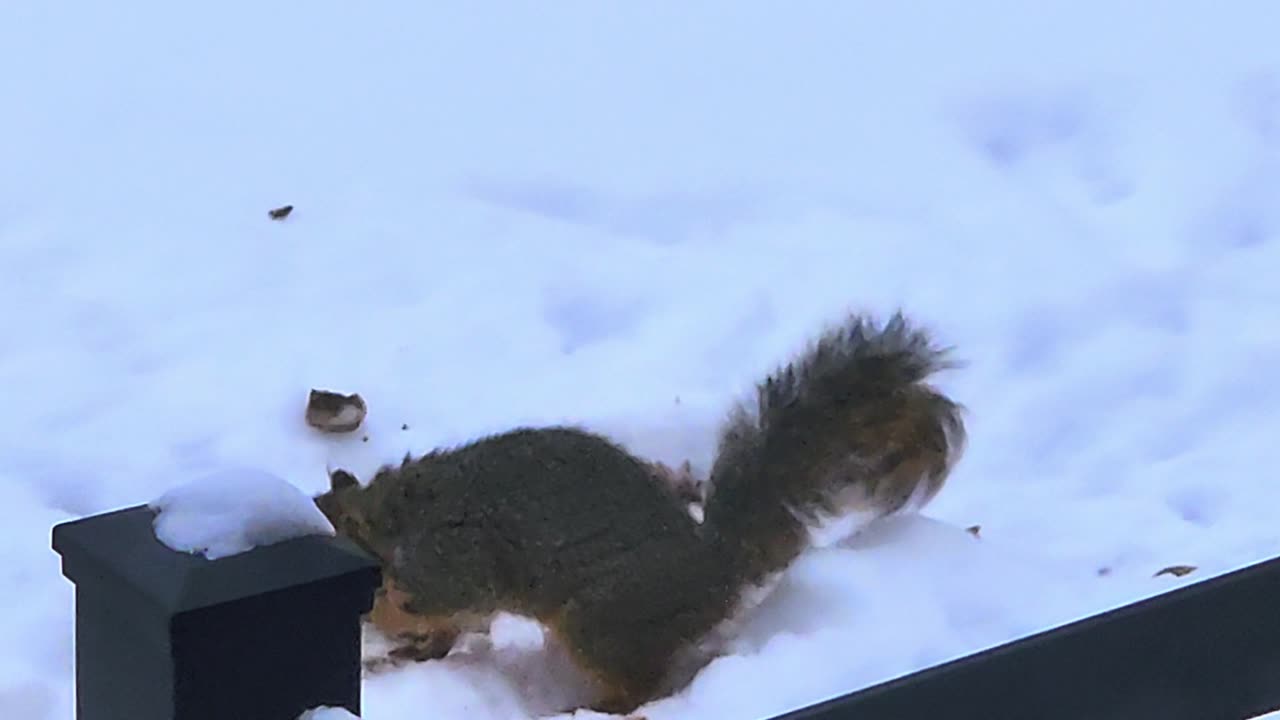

{"left": 298, "top": 707, "right": 358, "bottom": 720}
{"left": 5, "top": 1, "right": 1280, "bottom": 719}
{"left": 148, "top": 468, "right": 335, "bottom": 560}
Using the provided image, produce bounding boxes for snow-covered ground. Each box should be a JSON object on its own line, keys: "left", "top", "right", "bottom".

{"left": 5, "top": 2, "right": 1280, "bottom": 718}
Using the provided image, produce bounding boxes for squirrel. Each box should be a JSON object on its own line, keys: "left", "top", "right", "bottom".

{"left": 313, "top": 311, "right": 966, "bottom": 715}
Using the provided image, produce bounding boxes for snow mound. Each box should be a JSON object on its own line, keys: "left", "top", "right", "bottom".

{"left": 149, "top": 468, "right": 335, "bottom": 560}
{"left": 298, "top": 707, "right": 358, "bottom": 720}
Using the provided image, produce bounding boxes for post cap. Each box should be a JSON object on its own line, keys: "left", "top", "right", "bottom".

{"left": 53, "top": 504, "right": 380, "bottom": 616}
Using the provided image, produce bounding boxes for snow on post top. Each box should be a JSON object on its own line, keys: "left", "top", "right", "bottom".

{"left": 298, "top": 707, "right": 358, "bottom": 720}
{"left": 149, "top": 468, "right": 335, "bottom": 560}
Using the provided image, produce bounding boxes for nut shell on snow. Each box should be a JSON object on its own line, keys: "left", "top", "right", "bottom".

{"left": 306, "top": 389, "right": 367, "bottom": 433}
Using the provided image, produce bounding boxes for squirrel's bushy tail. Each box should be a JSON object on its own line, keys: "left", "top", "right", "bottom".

{"left": 701, "top": 311, "right": 966, "bottom": 586}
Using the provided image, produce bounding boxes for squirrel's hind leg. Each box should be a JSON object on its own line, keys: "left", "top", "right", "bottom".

{"left": 544, "top": 606, "right": 672, "bottom": 715}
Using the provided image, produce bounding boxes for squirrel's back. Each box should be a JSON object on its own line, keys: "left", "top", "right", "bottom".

{"left": 321, "top": 427, "right": 717, "bottom": 613}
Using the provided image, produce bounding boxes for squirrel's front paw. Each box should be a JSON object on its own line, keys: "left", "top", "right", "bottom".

{"left": 386, "top": 628, "right": 461, "bottom": 662}
{"left": 361, "top": 627, "right": 461, "bottom": 675}
{"left": 360, "top": 655, "right": 403, "bottom": 675}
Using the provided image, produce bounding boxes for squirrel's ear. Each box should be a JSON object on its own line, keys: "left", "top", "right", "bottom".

{"left": 330, "top": 470, "right": 359, "bottom": 492}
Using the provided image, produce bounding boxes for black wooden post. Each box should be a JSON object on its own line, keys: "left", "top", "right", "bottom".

{"left": 769, "top": 554, "right": 1280, "bottom": 720}
{"left": 52, "top": 504, "right": 381, "bottom": 720}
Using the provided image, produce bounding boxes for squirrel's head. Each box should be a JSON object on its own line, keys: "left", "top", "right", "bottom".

{"left": 314, "top": 469, "right": 379, "bottom": 552}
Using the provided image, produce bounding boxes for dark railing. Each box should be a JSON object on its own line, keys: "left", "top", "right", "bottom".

{"left": 772, "top": 553, "right": 1280, "bottom": 720}
{"left": 52, "top": 504, "right": 1280, "bottom": 720}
